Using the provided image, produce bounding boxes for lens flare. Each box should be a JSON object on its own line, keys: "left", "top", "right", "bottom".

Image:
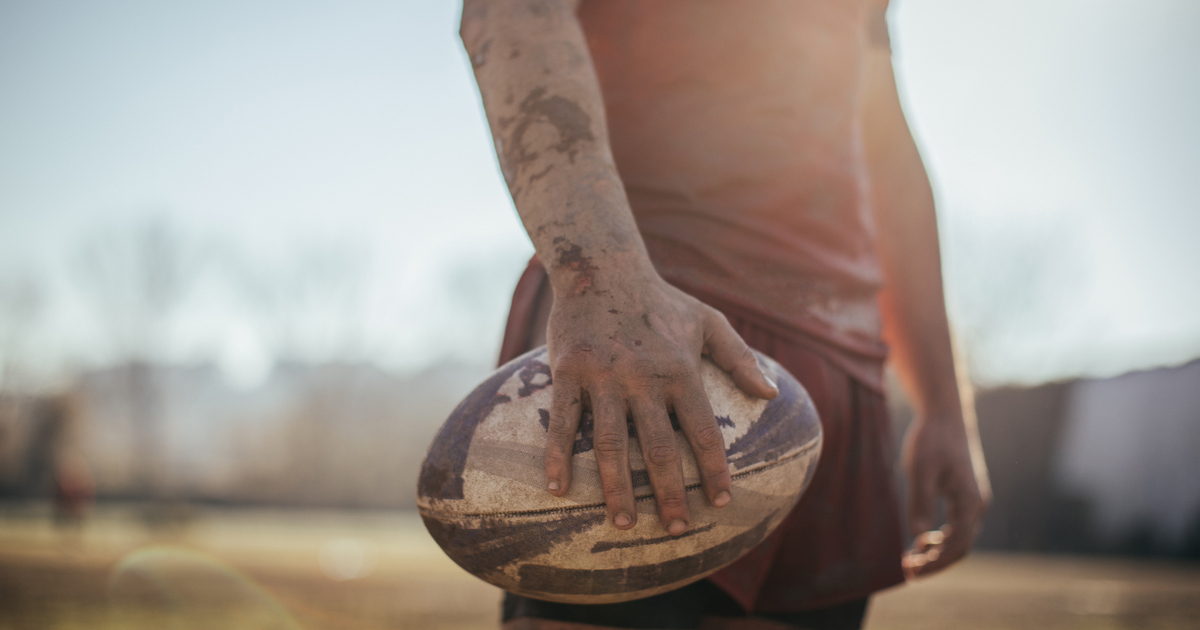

{"left": 108, "top": 546, "right": 303, "bottom": 630}
{"left": 318, "top": 537, "right": 377, "bottom": 582}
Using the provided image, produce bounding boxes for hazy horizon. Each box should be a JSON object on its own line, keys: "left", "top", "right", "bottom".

{"left": 2, "top": 0, "right": 1198, "bottom": 390}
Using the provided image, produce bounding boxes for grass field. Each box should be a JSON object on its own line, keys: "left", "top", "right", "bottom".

{"left": 1, "top": 503, "right": 1198, "bottom": 630}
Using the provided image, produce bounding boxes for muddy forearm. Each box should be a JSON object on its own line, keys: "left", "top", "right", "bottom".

{"left": 461, "top": 0, "right": 655, "bottom": 299}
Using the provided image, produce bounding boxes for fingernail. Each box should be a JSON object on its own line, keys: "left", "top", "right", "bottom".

{"left": 763, "top": 373, "right": 777, "bottom": 390}
{"left": 547, "top": 481, "right": 560, "bottom": 492}
{"left": 667, "top": 520, "right": 687, "bottom": 535}
{"left": 614, "top": 512, "right": 632, "bottom": 527}
{"left": 713, "top": 491, "right": 731, "bottom": 508}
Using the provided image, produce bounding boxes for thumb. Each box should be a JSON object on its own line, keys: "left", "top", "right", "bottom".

{"left": 704, "top": 311, "right": 778, "bottom": 400}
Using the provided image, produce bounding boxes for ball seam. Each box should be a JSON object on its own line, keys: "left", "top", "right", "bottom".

{"left": 421, "top": 436, "right": 820, "bottom": 519}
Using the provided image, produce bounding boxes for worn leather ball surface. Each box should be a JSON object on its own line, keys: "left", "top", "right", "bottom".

{"left": 416, "top": 346, "right": 822, "bottom": 604}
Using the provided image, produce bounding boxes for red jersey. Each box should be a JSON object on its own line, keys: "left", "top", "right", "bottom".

{"left": 578, "top": 0, "right": 887, "bottom": 389}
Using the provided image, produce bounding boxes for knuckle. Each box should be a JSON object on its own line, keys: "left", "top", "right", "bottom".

{"left": 601, "top": 478, "right": 629, "bottom": 498}
{"left": 544, "top": 449, "right": 568, "bottom": 467}
{"left": 655, "top": 490, "right": 687, "bottom": 511}
{"left": 646, "top": 439, "right": 679, "bottom": 467}
{"left": 546, "top": 413, "right": 576, "bottom": 438}
{"left": 553, "top": 351, "right": 593, "bottom": 377}
{"left": 630, "top": 358, "right": 690, "bottom": 387}
{"left": 551, "top": 367, "right": 579, "bottom": 388}
{"left": 630, "top": 358, "right": 657, "bottom": 379}
{"left": 701, "top": 466, "right": 729, "bottom": 483}
{"left": 663, "top": 358, "right": 691, "bottom": 379}
{"left": 692, "top": 424, "right": 725, "bottom": 453}
{"left": 704, "top": 306, "right": 730, "bottom": 328}
{"left": 592, "top": 431, "right": 626, "bottom": 457}
{"left": 734, "top": 345, "right": 757, "bottom": 368}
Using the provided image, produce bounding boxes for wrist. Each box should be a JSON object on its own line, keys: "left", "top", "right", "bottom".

{"left": 913, "top": 395, "right": 966, "bottom": 427}
{"left": 906, "top": 376, "right": 965, "bottom": 425}
{"left": 545, "top": 244, "right": 659, "bottom": 299}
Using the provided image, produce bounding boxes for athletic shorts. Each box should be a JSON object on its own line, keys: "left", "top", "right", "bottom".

{"left": 497, "top": 258, "right": 905, "bottom": 617}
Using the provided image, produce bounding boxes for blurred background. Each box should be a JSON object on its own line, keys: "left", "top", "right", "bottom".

{"left": 1, "top": 1, "right": 1198, "bottom": 628}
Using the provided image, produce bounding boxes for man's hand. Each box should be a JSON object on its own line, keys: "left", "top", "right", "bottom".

{"left": 543, "top": 274, "right": 778, "bottom": 534}
{"left": 900, "top": 415, "right": 989, "bottom": 578}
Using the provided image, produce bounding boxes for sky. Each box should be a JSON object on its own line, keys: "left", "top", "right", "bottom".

{"left": 0, "top": 0, "right": 1197, "bottom": 388}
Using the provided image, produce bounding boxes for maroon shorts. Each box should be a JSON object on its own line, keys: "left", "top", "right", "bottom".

{"left": 498, "top": 259, "right": 905, "bottom": 613}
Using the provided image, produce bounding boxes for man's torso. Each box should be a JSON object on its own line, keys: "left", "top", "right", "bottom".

{"left": 578, "top": 0, "right": 884, "bottom": 371}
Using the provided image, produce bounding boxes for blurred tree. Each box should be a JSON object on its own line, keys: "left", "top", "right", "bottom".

{"left": 0, "top": 276, "right": 46, "bottom": 491}
{"left": 72, "top": 217, "right": 207, "bottom": 495}
{"left": 221, "top": 243, "right": 366, "bottom": 363}
{"left": 74, "top": 218, "right": 206, "bottom": 361}
{"left": 435, "top": 249, "right": 527, "bottom": 364}
{"left": 0, "top": 275, "right": 45, "bottom": 392}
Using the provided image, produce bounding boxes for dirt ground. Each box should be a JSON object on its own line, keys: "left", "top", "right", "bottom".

{"left": 1, "top": 503, "right": 1197, "bottom": 630}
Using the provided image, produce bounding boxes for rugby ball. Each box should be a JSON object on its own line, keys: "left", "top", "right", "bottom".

{"left": 416, "top": 346, "right": 821, "bottom": 604}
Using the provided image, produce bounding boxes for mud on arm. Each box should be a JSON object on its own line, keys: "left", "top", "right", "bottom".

{"left": 460, "top": 0, "right": 778, "bottom": 535}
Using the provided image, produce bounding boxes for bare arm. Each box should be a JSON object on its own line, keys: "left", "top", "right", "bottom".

{"left": 461, "top": 0, "right": 777, "bottom": 534}
{"left": 861, "top": 2, "right": 990, "bottom": 577}
{"left": 462, "top": 0, "right": 643, "bottom": 294}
